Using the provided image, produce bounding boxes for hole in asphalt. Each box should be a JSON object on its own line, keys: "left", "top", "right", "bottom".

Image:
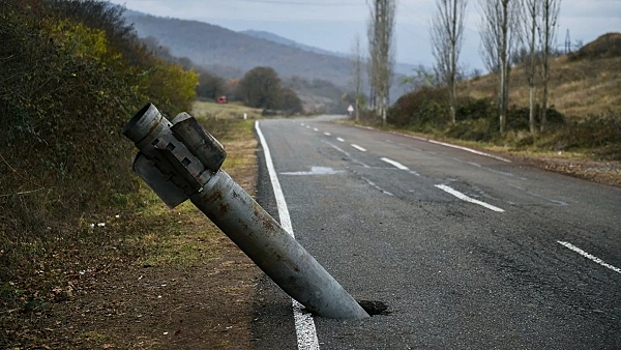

{"left": 357, "top": 300, "right": 390, "bottom": 316}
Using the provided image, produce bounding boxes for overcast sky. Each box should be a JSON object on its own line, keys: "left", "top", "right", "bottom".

{"left": 107, "top": 0, "right": 621, "bottom": 71}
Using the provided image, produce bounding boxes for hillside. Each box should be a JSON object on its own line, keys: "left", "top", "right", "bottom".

{"left": 460, "top": 32, "right": 621, "bottom": 118}
{"left": 123, "top": 11, "right": 411, "bottom": 106}
{"left": 124, "top": 13, "right": 352, "bottom": 86}
{"left": 241, "top": 29, "right": 341, "bottom": 57}
{"left": 241, "top": 29, "right": 420, "bottom": 77}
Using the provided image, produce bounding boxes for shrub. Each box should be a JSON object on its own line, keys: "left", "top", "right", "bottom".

{"left": 389, "top": 87, "right": 449, "bottom": 129}
{"left": 456, "top": 97, "right": 494, "bottom": 121}
{"left": 0, "top": 0, "right": 199, "bottom": 321}
{"left": 567, "top": 111, "right": 621, "bottom": 158}
{"left": 445, "top": 119, "right": 495, "bottom": 142}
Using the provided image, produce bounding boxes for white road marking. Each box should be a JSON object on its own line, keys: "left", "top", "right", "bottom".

{"left": 427, "top": 140, "right": 511, "bottom": 163}
{"left": 324, "top": 132, "right": 331, "bottom": 136}
{"left": 255, "top": 121, "right": 320, "bottom": 350}
{"left": 323, "top": 141, "right": 370, "bottom": 168}
{"left": 337, "top": 137, "right": 345, "bottom": 142}
{"left": 466, "top": 161, "right": 526, "bottom": 180}
{"left": 388, "top": 131, "right": 511, "bottom": 163}
{"left": 306, "top": 126, "right": 311, "bottom": 129}
{"left": 380, "top": 157, "right": 419, "bottom": 176}
{"left": 381, "top": 157, "right": 409, "bottom": 170}
{"left": 351, "top": 144, "right": 367, "bottom": 152}
{"left": 557, "top": 241, "right": 621, "bottom": 275}
{"left": 281, "top": 166, "right": 345, "bottom": 176}
{"left": 301, "top": 123, "right": 305, "bottom": 126}
{"left": 313, "top": 128, "right": 319, "bottom": 132}
{"left": 434, "top": 184, "right": 505, "bottom": 212}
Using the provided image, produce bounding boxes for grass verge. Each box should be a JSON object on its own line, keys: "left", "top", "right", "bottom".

{"left": 1, "top": 102, "right": 261, "bottom": 349}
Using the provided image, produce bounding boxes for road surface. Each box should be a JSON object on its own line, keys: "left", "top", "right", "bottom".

{"left": 250, "top": 116, "right": 621, "bottom": 350}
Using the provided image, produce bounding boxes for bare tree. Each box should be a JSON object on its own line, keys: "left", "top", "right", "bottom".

{"left": 367, "top": 0, "right": 397, "bottom": 126}
{"left": 520, "top": 0, "right": 540, "bottom": 136}
{"left": 479, "top": 0, "right": 520, "bottom": 134}
{"left": 400, "top": 64, "right": 436, "bottom": 91}
{"left": 539, "top": 0, "right": 560, "bottom": 132}
{"left": 351, "top": 34, "right": 364, "bottom": 122}
{"left": 430, "top": 0, "right": 467, "bottom": 124}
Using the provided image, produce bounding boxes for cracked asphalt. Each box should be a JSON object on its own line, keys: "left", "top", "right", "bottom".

{"left": 251, "top": 116, "right": 621, "bottom": 350}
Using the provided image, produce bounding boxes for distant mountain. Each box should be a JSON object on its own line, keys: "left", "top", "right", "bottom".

{"left": 240, "top": 30, "right": 348, "bottom": 58}
{"left": 123, "top": 11, "right": 411, "bottom": 103}
{"left": 124, "top": 13, "right": 352, "bottom": 86}
{"left": 240, "top": 29, "right": 420, "bottom": 77}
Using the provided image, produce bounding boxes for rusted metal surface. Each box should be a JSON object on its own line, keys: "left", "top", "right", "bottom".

{"left": 123, "top": 103, "right": 369, "bottom": 320}
{"left": 171, "top": 112, "right": 227, "bottom": 173}
{"left": 190, "top": 171, "right": 369, "bottom": 319}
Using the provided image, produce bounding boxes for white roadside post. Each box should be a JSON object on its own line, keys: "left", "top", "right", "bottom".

{"left": 123, "top": 103, "right": 369, "bottom": 320}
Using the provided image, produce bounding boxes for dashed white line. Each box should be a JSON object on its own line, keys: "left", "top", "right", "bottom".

{"left": 324, "top": 132, "right": 331, "bottom": 136}
{"left": 351, "top": 144, "right": 367, "bottom": 152}
{"left": 323, "top": 141, "right": 370, "bottom": 168}
{"left": 434, "top": 184, "right": 505, "bottom": 212}
{"left": 306, "top": 126, "right": 310, "bottom": 129}
{"left": 381, "top": 157, "right": 409, "bottom": 170}
{"left": 557, "top": 241, "right": 621, "bottom": 275}
{"left": 255, "top": 121, "right": 320, "bottom": 350}
{"left": 337, "top": 137, "right": 345, "bottom": 142}
{"left": 313, "top": 128, "right": 319, "bottom": 132}
{"left": 380, "top": 157, "right": 419, "bottom": 176}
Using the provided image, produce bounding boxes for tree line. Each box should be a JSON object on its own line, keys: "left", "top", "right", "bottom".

{"left": 139, "top": 33, "right": 305, "bottom": 115}
{"left": 360, "top": 0, "right": 562, "bottom": 136}
{"left": 0, "top": 0, "right": 303, "bottom": 245}
{"left": 195, "top": 66, "right": 303, "bottom": 115}
{"left": 0, "top": 1, "right": 303, "bottom": 340}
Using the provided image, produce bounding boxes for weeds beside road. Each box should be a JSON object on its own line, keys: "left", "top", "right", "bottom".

{"left": 1, "top": 102, "right": 262, "bottom": 349}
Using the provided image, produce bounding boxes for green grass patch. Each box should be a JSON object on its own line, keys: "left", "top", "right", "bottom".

{"left": 123, "top": 111, "right": 257, "bottom": 268}
{"left": 192, "top": 100, "right": 263, "bottom": 120}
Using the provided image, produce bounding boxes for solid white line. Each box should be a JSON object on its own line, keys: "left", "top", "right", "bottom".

{"left": 381, "top": 157, "right": 409, "bottom": 170}
{"left": 324, "top": 132, "right": 331, "bottom": 136}
{"left": 255, "top": 121, "right": 320, "bottom": 350}
{"left": 337, "top": 137, "right": 345, "bottom": 142}
{"left": 434, "top": 184, "right": 505, "bottom": 212}
{"left": 557, "top": 241, "right": 621, "bottom": 275}
{"left": 427, "top": 140, "right": 511, "bottom": 163}
{"left": 388, "top": 131, "right": 511, "bottom": 163}
{"left": 351, "top": 144, "right": 367, "bottom": 152}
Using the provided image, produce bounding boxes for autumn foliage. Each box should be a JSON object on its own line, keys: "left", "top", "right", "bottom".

{"left": 0, "top": 0, "right": 198, "bottom": 334}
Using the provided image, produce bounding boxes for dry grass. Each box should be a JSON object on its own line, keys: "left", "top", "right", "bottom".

{"left": 192, "top": 100, "right": 263, "bottom": 120}
{"left": 130, "top": 114, "right": 259, "bottom": 267}
{"left": 460, "top": 56, "right": 621, "bottom": 118}
{"left": 1, "top": 104, "right": 262, "bottom": 349}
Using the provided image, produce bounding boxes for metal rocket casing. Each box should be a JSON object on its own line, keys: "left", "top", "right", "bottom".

{"left": 122, "top": 103, "right": 226, "bottom": 208}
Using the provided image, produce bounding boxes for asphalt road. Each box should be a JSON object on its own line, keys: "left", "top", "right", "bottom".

{"left": 251, "top": 116, "right": 621, "bottom": 350}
